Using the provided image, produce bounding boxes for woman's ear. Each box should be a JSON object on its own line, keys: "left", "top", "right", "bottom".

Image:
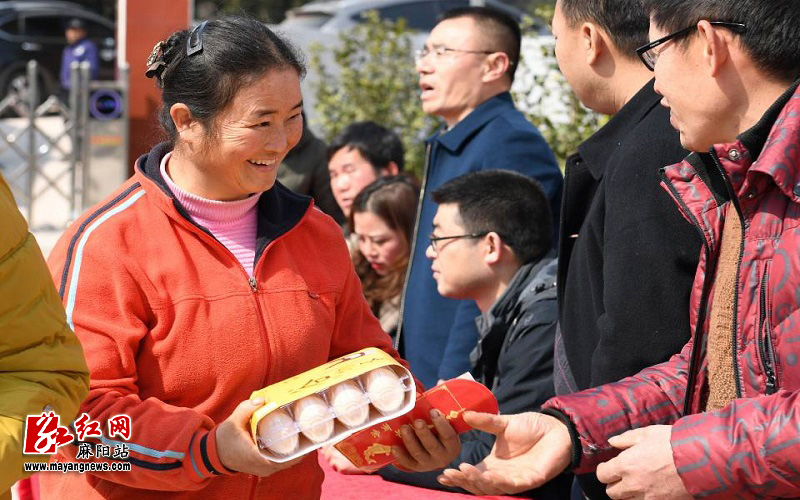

{"left": 169, "top": 103, "right": 203, "bottom": 147}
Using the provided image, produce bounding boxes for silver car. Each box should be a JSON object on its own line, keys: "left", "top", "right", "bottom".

{"left": 280, "top": 0, "right": 545, "bottom": 34}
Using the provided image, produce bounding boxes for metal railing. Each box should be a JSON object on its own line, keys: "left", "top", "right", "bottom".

{"left": 0, "top": 60, "right": 129, "bottom": 229}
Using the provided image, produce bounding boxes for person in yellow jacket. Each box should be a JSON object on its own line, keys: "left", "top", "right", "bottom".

{"left": 0, "top": 173, "right": 89, "bottom": 499}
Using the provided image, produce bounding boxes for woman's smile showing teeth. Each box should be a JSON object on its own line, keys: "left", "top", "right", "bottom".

{"left": 248, "top": 159, "right": 277, "bottom": 168}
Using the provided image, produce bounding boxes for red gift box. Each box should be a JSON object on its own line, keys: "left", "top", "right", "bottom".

{"left": 334, "top": 378, "right": 498, "bottom": 471}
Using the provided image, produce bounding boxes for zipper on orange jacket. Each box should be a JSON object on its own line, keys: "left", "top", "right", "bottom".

{"left": 176, "top": 217, "right": 274, "bottom": 388}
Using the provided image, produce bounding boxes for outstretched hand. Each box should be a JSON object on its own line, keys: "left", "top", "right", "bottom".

{"left": 437, "top": 411, "right": 572, "bottom": 495}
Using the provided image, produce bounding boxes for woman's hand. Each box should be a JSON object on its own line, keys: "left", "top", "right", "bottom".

{"left": 216, "top": 398, "right": 304, "bottom": 476}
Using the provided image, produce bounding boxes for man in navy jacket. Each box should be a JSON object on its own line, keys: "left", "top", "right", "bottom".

{"left": 400, "top": 6, "right": 562, "bottom": 388}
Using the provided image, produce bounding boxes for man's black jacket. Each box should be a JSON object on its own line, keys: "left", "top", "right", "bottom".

{"left": 379, "top": 255, "right": 571, "bottom": 498}
{"left": 556, "top": 80, "right": 701, "bottom": 499}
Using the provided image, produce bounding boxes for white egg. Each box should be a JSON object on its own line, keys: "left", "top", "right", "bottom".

{"left": 329, "top": 380, "right": 370, "bottom": 427}
{"left": 363, "top": 367, "right": 406, "bottom": 414}
{"left": 293, "top": 394, "right": 335, "bottom": 443}
{"left": 257, "top": 408, "right": 299, "bottom": 456}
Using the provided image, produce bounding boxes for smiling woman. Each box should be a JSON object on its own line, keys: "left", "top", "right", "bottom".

{"left": 38, "top": 15, "right": 457, "bottom": 500}
{"left": 167, "top": 69, "right": 304, "bottom": 201}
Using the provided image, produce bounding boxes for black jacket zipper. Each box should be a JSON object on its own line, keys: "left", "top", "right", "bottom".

{"left": 660, "top": 169, "right": 715, "bottom": 415}
{"left": 757, "top": 266, "right": 778, "bottom": 394}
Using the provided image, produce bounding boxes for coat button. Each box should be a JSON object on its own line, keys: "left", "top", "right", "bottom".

{"left": 728, "top": 149, "right": 741, "bottom": 161}
{"left": 43, "top": 404, "right": 54, "bottom": 413}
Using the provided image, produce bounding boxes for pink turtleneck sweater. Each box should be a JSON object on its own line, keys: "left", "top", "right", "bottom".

{"left": 161, "top": 153, "right": 259, "bottom": 276}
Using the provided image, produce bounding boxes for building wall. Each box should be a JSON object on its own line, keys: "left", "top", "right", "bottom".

{"left": 123, "top": 0, "right": 190, "bottom": 167}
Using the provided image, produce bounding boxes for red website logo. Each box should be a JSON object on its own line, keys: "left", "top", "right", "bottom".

{"left": 23, "top": 412, "right": 74, "bottom": 454}
{"left": 74, "top": 413, "right": 103, "bottom": 441}
{"left": 107, "top": 414, "right": 132, "bottom": 440}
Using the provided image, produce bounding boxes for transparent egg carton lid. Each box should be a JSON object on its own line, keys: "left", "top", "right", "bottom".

{"left": 249, "top": 348, "right": 417, "bottom": 462}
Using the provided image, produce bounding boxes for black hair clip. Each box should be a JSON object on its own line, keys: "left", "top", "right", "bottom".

{"left": 145, "top": 40, "right": 166, "bottom": 79}
{"left": 187, "top": 20, "right": 208, "bottom": 56}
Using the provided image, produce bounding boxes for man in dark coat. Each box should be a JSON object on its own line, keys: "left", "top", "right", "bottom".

{"left": 375, "top": 170, "right": 569, "bottom": 498}
{"left": 550, "top": 0, "right": 700, "bottom": 497}
{"left": 400, "top": 6, "right": 562, "bottom": 389}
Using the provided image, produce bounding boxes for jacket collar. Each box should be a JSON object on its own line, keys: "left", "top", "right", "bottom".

{"left": 430, "top": 92, "right": 515, "bottom": 153}
{"left": 574, "top": 79, "right": 662, "bottom": 181}
{"left": 662, "top": 80, "right": 800, "bottom": 224}
{"left": 486, "top": 251, "right": 557, "bottom": 323}
{"left": 135, "top": 142, "right": 313, "bottom": 256}
{"left": 475, "top": 251, "right": 557, "bottom": 338}
{"left": 736, "top": 80, "right": 800, "bottom": 202}
{"left": 471, "top": 252, "right": 557, "bottom": 379}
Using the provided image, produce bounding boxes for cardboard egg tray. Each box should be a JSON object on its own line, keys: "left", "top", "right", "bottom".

{"left": 249, "top": 347, "right": 416, "bottom": 462}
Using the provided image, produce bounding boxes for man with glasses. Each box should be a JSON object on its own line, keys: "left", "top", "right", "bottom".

{"left": 550, "top": 0, "right": 700, "bottom": 497}
{"left": 379, "top": 170, "right": 569, "bottom": 498}
{"left": 439, "top": 0, "right": 800, "bottom": 498}
{"left": 400, "top": 6, "right": 562, "bottom": 391}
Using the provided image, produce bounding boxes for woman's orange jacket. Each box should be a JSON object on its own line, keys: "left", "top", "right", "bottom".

{"left": 40, "top": 143, "right": 410, "bottom": 499}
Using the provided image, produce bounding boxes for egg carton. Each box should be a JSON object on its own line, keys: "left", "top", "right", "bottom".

{"left": 249, "top": 348, "right": 416, "bottom": 462}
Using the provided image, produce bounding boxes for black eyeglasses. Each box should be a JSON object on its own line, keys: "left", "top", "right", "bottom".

{"left": 636, "top": 21, "right": 746, "bottom": 71}
{"left": 428, "top": 232, "right": 489, "bottom": 252}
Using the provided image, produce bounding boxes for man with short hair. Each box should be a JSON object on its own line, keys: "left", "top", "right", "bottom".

{"left": 327, "top": 121, "right": 404, "bottom": 218}
{"left": 402, "top": 6, "right": 563, "bottom": 389}
{"left": 379, "top": 170, "right": 569, "bottom": 498}
{"left": 440, "top": 0, "right": 800, "bottom": 498}
{"left": 550, "top": 0, "right": 700, "bottom": 496}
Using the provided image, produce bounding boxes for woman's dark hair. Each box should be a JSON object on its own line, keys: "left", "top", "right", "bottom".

{"left": 147, "top": 16, "right": 305, "bottom": 144}
{"left": 348, "top": 176, "right": 420, "bottom": 315}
